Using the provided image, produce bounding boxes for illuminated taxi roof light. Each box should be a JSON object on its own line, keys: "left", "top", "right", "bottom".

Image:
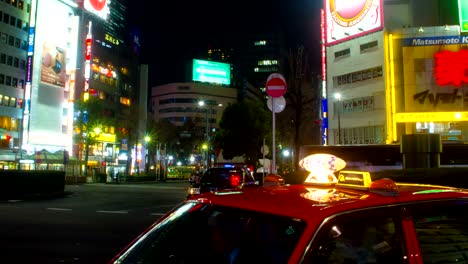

{"left": 299, "top": 153, "right": 346, "bottom": 186}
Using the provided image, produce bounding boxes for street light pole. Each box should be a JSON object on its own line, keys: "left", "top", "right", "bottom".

{"left": 144, "top": 135, "right": 150, "bottom": 174}
{"left": 198, "top": 100, "right": 210, "bottom": 169}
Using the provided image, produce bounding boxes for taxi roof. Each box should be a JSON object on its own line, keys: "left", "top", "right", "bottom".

{"left": 190, "top": 182, "right": 467, "bottom": 225}
{"left": 192, "top": 154, "right": 467, "bottom": 225}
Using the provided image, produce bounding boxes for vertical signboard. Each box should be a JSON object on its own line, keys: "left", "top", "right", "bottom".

{"left": 459, "top": 0, "right": 468, "bottom": 32}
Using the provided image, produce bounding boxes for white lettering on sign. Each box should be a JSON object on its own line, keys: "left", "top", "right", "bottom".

{"left": 267, "top": 85, "right": 285, "bottom": 90}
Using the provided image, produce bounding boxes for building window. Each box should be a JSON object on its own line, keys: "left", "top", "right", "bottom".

{"left": 0, "top": 53, "right": 5, "bottom": 64}
{"left": 6, "top": 56, "right": 12, "bottom": 66}
{"left": 3, "top": 13, "right": 10, "bottom": 24}
{"left": 13, "top": 57, "right": 18, "bottom": 67}
{"left": 16, "top": 18, "right": 21, "bottom": 29}
{"left": 9, "top": 16, "right": 16, "bottom": 27}
{"left": 0, "top": 74, "right": 4, "bottom": 84}
{"left": 0, "top": 33, "right": 7, "bottom": 44}
{"left": 9, "top": 97, "right": 15, "bottom": 107}
{"left": 8, "top": 35, "right": 14, "bottom": 46}
{"left": 14, "top": 38, "right": 20, "bottom": 48}
{"left": 360, "top": 40, "right": 378, "bottom": 52}
{"left": 5, "top": 77, "right": 11, "bottom": 86}
{"left": 335, "top": 48, "right": 350, "bottom": 59}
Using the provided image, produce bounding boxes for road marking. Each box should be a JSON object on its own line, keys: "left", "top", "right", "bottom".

{"left": 96, "top": 210, "right": 128, "bottom": 214}
{"left": 7, "top": 200, "right": 23, "bottom": 203}
{"left": 47, "top": 208, "right": 72, "bottom": 211}
{"left": 150, "top": 213, "right": 166, "bottom": 216}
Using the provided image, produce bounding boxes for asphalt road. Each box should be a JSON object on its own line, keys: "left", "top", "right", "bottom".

{"left": 0, "top": 181, "right": 189, "bottom": 264}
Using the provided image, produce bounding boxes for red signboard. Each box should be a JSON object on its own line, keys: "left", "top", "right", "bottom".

{"left": 266, "top": 73, "right": 287, "bottom": 98}
{"left": 434, "top": 50, "right": 468, "bottom": 86}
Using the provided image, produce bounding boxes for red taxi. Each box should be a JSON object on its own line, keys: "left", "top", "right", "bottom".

{"left": 109, "top": 154, "right": 468, "bottom": 264}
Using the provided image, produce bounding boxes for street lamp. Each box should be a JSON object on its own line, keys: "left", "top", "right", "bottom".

{"left": 334, "top": 93, "right": 342, "bottom": 145}
{"left": 198, "top": 100, "right": 210, "bottom": 168}
{"left": 144, "top": 135, "right": 150, "bottom": 174}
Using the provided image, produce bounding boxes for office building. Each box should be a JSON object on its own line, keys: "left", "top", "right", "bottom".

{"left": 0, "top": 0, "right": 30, "bottom": 167}
{"left": 322, "top": 0, "right": 465, "bottom": 146}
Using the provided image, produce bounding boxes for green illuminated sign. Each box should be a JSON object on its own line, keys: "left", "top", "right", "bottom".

{"left": 192, "top": 59, "right": 231, "bottom": 85}
{"left": 459, "top": 0, "right": 468, "bottom": 32}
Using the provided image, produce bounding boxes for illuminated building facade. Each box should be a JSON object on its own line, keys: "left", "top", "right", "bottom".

{"left": 322, "top": 0, "right": 465, "bottom": 145}
{"left": 74, "top": 0, "right": 142, "bottom": 176}
{"left": 11, "top": 0, "right": 143, "bottom": 175}
{"left": 0, "top": 0, "right": 30, "bottom": 166}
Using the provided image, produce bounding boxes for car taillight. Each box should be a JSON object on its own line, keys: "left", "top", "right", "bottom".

{"left": 230, "top": 175, "right": 241, "bottom": 187}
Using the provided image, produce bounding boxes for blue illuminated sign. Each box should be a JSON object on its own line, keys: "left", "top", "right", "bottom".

{"left": 402, "top": 36, "right": 468, "bottom": 46}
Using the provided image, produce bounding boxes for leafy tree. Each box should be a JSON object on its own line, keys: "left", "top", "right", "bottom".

{"left": 144, "top": 118, "right": 179, "bottom": 177}
{"left": 74, "top": 96, "right": 113, "bottom": 176}
{"left": 215, "top": 99, "right": 271, "bottom": 166}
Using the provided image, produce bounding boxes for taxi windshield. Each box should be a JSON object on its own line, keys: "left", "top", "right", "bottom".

{"left": 114, "top": 201, "right": 306, "bottom": 264}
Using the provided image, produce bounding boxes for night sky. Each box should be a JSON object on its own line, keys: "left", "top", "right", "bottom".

{"left": 127, "top": 0, "right": 323, "bottom": 87}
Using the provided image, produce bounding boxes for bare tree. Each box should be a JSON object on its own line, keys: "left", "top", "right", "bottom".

{"left": 278, "top": 46, "right": 321, "bottom": 174}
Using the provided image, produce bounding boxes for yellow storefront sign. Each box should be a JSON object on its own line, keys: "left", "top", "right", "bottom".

{"left": 395, "top": 112, "right": 468, "bottom": 122}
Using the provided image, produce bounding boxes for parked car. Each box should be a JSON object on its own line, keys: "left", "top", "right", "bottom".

{"left": 109, "top": 155, "right": 468, "bottom": 264}
{"left": 187, "top": 165, "right": 259, "bottom": 198}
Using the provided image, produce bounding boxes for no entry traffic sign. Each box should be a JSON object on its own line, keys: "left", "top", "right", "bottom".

{"left": 266, "top": 73, "right": 287, "bottom": 98}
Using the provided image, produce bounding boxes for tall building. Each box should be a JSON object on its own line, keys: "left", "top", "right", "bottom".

{"left": 322, "top": 0, "right": 466, "bottom": 146}
{"left": 0, "top": 0, "right": 30, "bottom": 167}
{"left": 240, "top": 27, "right": 286, "bottom": 92}
{"left": 0, "top": 0, "right": 145, "bottom": 176}
{"left": 73, "top": 0, "right": 143, "bottom": 175}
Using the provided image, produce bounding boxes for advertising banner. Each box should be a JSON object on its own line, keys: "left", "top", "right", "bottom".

{"left": 41, "top": 42, "right": 67, "bottom": 87}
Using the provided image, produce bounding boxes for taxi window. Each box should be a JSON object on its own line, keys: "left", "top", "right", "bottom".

{"left": 410, "top": 199, "right": 468, "bottom": 264}
{"left": 119, "top": 202, "right": 306, "bottom": 264}
{"left": 303, "top": 207, "right": 406, "bottom": 264}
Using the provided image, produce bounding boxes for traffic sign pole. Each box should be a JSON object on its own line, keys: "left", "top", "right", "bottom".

{"left": 265, "top": 73, "right": 287, "bottom": 175}
{"left": 272, "top": 97, "right": 276, "bottom": 174}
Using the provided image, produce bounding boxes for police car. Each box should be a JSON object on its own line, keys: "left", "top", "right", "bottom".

{"left": 109, "top": 154, "right": 468, "bottom": 264}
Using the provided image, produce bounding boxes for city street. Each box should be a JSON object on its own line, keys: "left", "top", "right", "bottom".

{"left": 0, "top": 181, "right": 189, "bottom": 263}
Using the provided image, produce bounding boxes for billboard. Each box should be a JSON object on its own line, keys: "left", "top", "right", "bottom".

{"left": 397, "top": 34, "right": 468, "bottom": 113}
{"left": 324, "top": 0, "right": 384, "bottom": 45}
{"left": 192, "top": 59, "right": 231, "bottom": 85}
{"left": 41, "top": 42, "right": 67, "bottom": 87}
{"left": 84, "top": 0, "right": 110, "bottom": 20}
{"left": 459, "top": 0, "right": 468, "bottom": 32}
{"left": 25, "top": 0, "right": 79, "bottom": 152}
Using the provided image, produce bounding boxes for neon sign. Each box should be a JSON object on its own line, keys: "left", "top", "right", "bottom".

{"left": 434, "top": 50, "right": 468, "bottom": 86}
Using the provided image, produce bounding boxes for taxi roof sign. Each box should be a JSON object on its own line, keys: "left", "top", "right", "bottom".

{"left": 337, "top": 171, "right": 372, "bottom": 189}
{"left": 299, "top": 153, "right": 346, "bottom": 186}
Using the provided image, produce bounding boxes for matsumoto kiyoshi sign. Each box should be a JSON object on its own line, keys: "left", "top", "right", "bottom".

{"left": 403, "top": 36, "right": 468, "bottom": 46}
